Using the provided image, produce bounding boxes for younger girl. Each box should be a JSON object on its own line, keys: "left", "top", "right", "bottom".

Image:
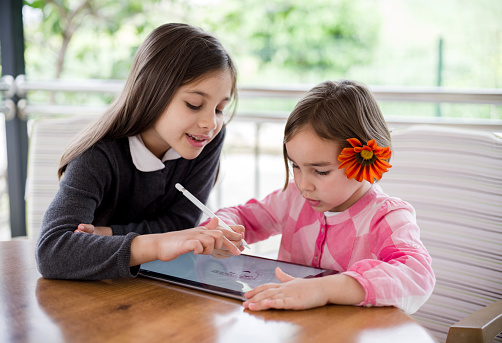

{"left": 208, "top": 80, "right": 435, "bottom": 314}
{"left": 36, "top": 23, "right": 243, "bottom": 280}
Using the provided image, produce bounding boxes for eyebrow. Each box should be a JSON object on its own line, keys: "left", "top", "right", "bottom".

{"left": 185, "top": 90, "right": 231, "bottom": 102}
{"left": 305, "top": 162, "right": 333, "bottom": 167}
{"left": 288, "top": 157, "right": 333, "bottom": 167}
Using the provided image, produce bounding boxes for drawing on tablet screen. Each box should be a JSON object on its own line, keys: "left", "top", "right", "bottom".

{"left": 210, "top": 269, "right": 275, "bottom": 281}
{"left": 193, "top": 255, "right": 281, "bottom": 292}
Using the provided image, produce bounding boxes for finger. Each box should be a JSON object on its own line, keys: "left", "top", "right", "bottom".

{"left": 208, "top": 223, "right": 243, "bottom": 242}
{"left": 203, "top": 217, "right": 219, "bottom": 230}
{"left": 75, "top": 224, "right": 92, "bottom": 233}
{"left": 183, "top": 240, "right": 204, "bottom": 255}
{"left": 244, "top": 283, "right": 280, "bottom": 299}
{"left": 204, "top": 229, "right": 241, "bottom": 255}
{"left": 230, "top": 225, "right": 246, "bottom": 238}
{"left": 275, "top": 267, "right": 295, "bottom": 283}
{"left": 220, "top": 229, "right": 244, "bottom": 243}
{"left": 211, "top": 249, "right": 233, "bottom": 259}
{"left": 197, "top": 228, "right": 241, "bottom": 256}
{"left": 230, "top": 225, "right": 245, "bottom": 236}
{"left": 196, "top": 234, "right": 217, "bottom": 255}
{"left": 244, "top": 298, "right": 279, "bottom": 311}
{"left": 221, "top": 236, "right": 241, "bottom": 255}
{"left": 262, "top": 298, "right": 289, "bottom": 310}
{"left": 200, "top": 229, "right": 224, "bottom": 248}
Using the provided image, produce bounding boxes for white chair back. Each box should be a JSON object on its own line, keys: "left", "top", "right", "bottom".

{"left": 26, "top": 116, "right": 95, "bottom": 239}
{"left": 378, "top": 125, "right": 502, "bottom": 343}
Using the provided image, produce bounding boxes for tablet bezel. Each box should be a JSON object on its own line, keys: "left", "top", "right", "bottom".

{"left": 139, "top": 253, "right": 338, "bottom": 301}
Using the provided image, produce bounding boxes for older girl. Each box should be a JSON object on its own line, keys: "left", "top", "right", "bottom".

{"left": 36, "top": 23, "right": 242, "bottom": 280}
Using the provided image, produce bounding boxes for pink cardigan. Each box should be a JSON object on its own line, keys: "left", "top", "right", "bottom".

{"left": 212, "top": 182, "right": 435, "bottom": 314}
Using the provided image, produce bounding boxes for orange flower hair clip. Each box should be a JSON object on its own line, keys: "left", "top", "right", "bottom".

{"left": 338, "top": 138, "right": 392, "bottom": 184}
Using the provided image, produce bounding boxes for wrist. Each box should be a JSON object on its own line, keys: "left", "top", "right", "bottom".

{"left": 322, "top": 274, "right": 366, "bottom": 306}
{"left": 130, "top": 234, "right": 158, "bottom": 266}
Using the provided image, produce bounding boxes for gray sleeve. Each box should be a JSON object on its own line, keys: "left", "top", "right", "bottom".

{"left": 35, "top": 144, "right": 138, "bottom": 280}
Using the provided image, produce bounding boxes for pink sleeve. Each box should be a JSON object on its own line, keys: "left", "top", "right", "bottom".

{"left": 210, "top": 186, "right": 296, "bottom": 244}
{"left": 342, "top": 199, "right": 436, "bottom": 314}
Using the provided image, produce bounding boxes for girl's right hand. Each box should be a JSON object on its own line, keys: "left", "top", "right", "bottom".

{"left": 211, "top": 224, "right": 245, "bottom": 259}
{"left": 129, "top": 217, "right": 241, "bottom": 266}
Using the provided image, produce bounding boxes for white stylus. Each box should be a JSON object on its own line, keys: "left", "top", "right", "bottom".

{"left": 175, "top": 183, "right": 251, "bottom": 249}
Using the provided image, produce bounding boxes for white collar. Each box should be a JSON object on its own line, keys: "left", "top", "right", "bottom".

{"left": 324, "top": 211, "right": 342, "bottom": 217}
{"left": 128, "top": 135, "right": 181, "bottom": 172}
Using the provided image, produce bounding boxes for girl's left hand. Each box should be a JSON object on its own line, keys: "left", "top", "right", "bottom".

{"left": 74, "top": 224, "right": 113, "bottom": 236}
{"left": 243, "top": 267, "right": 329, "bottom": 311}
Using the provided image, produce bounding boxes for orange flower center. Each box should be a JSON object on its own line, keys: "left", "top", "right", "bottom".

{"left": 360, "top": 150, "right": 374, "bottom": 160}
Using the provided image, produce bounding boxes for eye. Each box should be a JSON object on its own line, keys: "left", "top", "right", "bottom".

{"left": 291, "top": 162, "right": 299, "bottom": 169}
{"left": 186, "top": 102, "right": 201, "bottom": 111}
{"left": 316, "top": 170, "right": 330, "bottom": 176}
{"left": 215, "top": 108, "right": 224, "bottom": 115}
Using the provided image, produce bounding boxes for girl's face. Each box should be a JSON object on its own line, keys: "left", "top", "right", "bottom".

{"left": 285, "top": 127, "right": 371, "bottom": 213}
{"left": 141, "top": 70, "right": 233, "bottom": 160}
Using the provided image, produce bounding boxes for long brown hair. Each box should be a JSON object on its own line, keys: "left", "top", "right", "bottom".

{"left": 283, "top": 79, "right": 391, "bottom": 189}
{"left": 58, "top": 23, "right": 238, "bottom": 179}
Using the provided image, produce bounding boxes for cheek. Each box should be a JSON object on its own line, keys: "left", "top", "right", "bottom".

{"left": 320, "top": 172, "right": 350, "bottom": 195}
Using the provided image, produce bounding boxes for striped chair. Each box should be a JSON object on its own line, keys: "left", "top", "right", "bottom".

{"left": 378, "top": 125, "right": 502, "bottom": 343}
{"left": 26, "top": 116, "right": 95, "bottom": 239}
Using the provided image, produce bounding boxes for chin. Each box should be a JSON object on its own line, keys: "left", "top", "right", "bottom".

{"left": 313, "top": 206, "right": 329, "bottom": 213}
{"left": 179, "top": 149, "right": 203, "bottom": 160}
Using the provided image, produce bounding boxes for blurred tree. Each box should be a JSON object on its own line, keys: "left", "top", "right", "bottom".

{"left": 205, "top": 0, "right": 380, "bottom": 75}
{"left": 24, "top": 0, "right": 162, "bottom": 79}
{"left": 23, "top": 0, "right": 380, "bottom": 80}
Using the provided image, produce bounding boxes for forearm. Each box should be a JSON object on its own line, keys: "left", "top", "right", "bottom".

{"left": 36, "top": 229, "right": 138, "bottom": 280}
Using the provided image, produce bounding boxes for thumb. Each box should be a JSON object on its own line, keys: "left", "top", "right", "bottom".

{"left": 204, "top": 216, "right": 219, "bottom": 230}
{"left": 275, "top": 267, "right": 295, "bottom": 283}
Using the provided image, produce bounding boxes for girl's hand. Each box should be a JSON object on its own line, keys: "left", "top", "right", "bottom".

{"left": 243, "top": 269, "right": 366, "bottom": 311}
{"left": 243, "top": 267, "right": 329, "bottom": 311}
{"left": 74, "top": 224, "right": 112, "bottom": 236}
{"left": 130, "top": 217, "right": 241, "bottom": 266}
{"left": 210, "top": 224, "right": 246, "bottom": 259}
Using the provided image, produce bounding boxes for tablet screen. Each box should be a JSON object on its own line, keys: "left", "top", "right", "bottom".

{"left": 139, "top": 253, "right": 337, "bottom": 300}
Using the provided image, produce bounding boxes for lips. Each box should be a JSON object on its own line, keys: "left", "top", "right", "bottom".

{"left": 185, "top": 133, "right": 210, "bottom": 148}
{"left": 304, "top": 197, "right": 321, "bottom": 207}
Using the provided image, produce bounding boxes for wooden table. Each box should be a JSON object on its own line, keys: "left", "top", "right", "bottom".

{"left": 0, "top": 239, "right": 436, "bottom": 343}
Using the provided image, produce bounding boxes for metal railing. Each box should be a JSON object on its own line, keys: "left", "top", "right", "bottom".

{"left": 3, "top": 75, "right": 502, "bottom": 127}
{"left": 1, "top": 75, "right": 502, "bottom": 240}
{"left": 5, "top": 75, "right": 502, "bottom": 103}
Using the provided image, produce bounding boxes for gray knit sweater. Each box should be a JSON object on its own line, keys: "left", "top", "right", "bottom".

{"left": 35, "top": 128, "right": 225, "bottom": 280}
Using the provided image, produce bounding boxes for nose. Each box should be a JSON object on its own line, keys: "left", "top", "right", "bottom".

{"left": 297, "top": 173, "right": 314, "bottom": 193}
{"left": 198, "top": 108, "right": 218, "bottom": 131}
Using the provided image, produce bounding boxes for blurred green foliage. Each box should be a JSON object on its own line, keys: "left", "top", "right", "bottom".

{"left": 23, "top": 0, "right": 379, "bottom": 80}
{"left": 20, "top": 0, "right": 502, "bottom": 119}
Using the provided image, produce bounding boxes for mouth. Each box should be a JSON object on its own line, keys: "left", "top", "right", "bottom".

{"left": 185, "top": 133, "right": 210, "bottom": 148}
{"left": 304, "top": 197, "right": 321, "bottom": 208}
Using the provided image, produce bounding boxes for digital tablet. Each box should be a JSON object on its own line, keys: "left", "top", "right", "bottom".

{"left": 139, "top": 253, "right": 338, "bottom": 301}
